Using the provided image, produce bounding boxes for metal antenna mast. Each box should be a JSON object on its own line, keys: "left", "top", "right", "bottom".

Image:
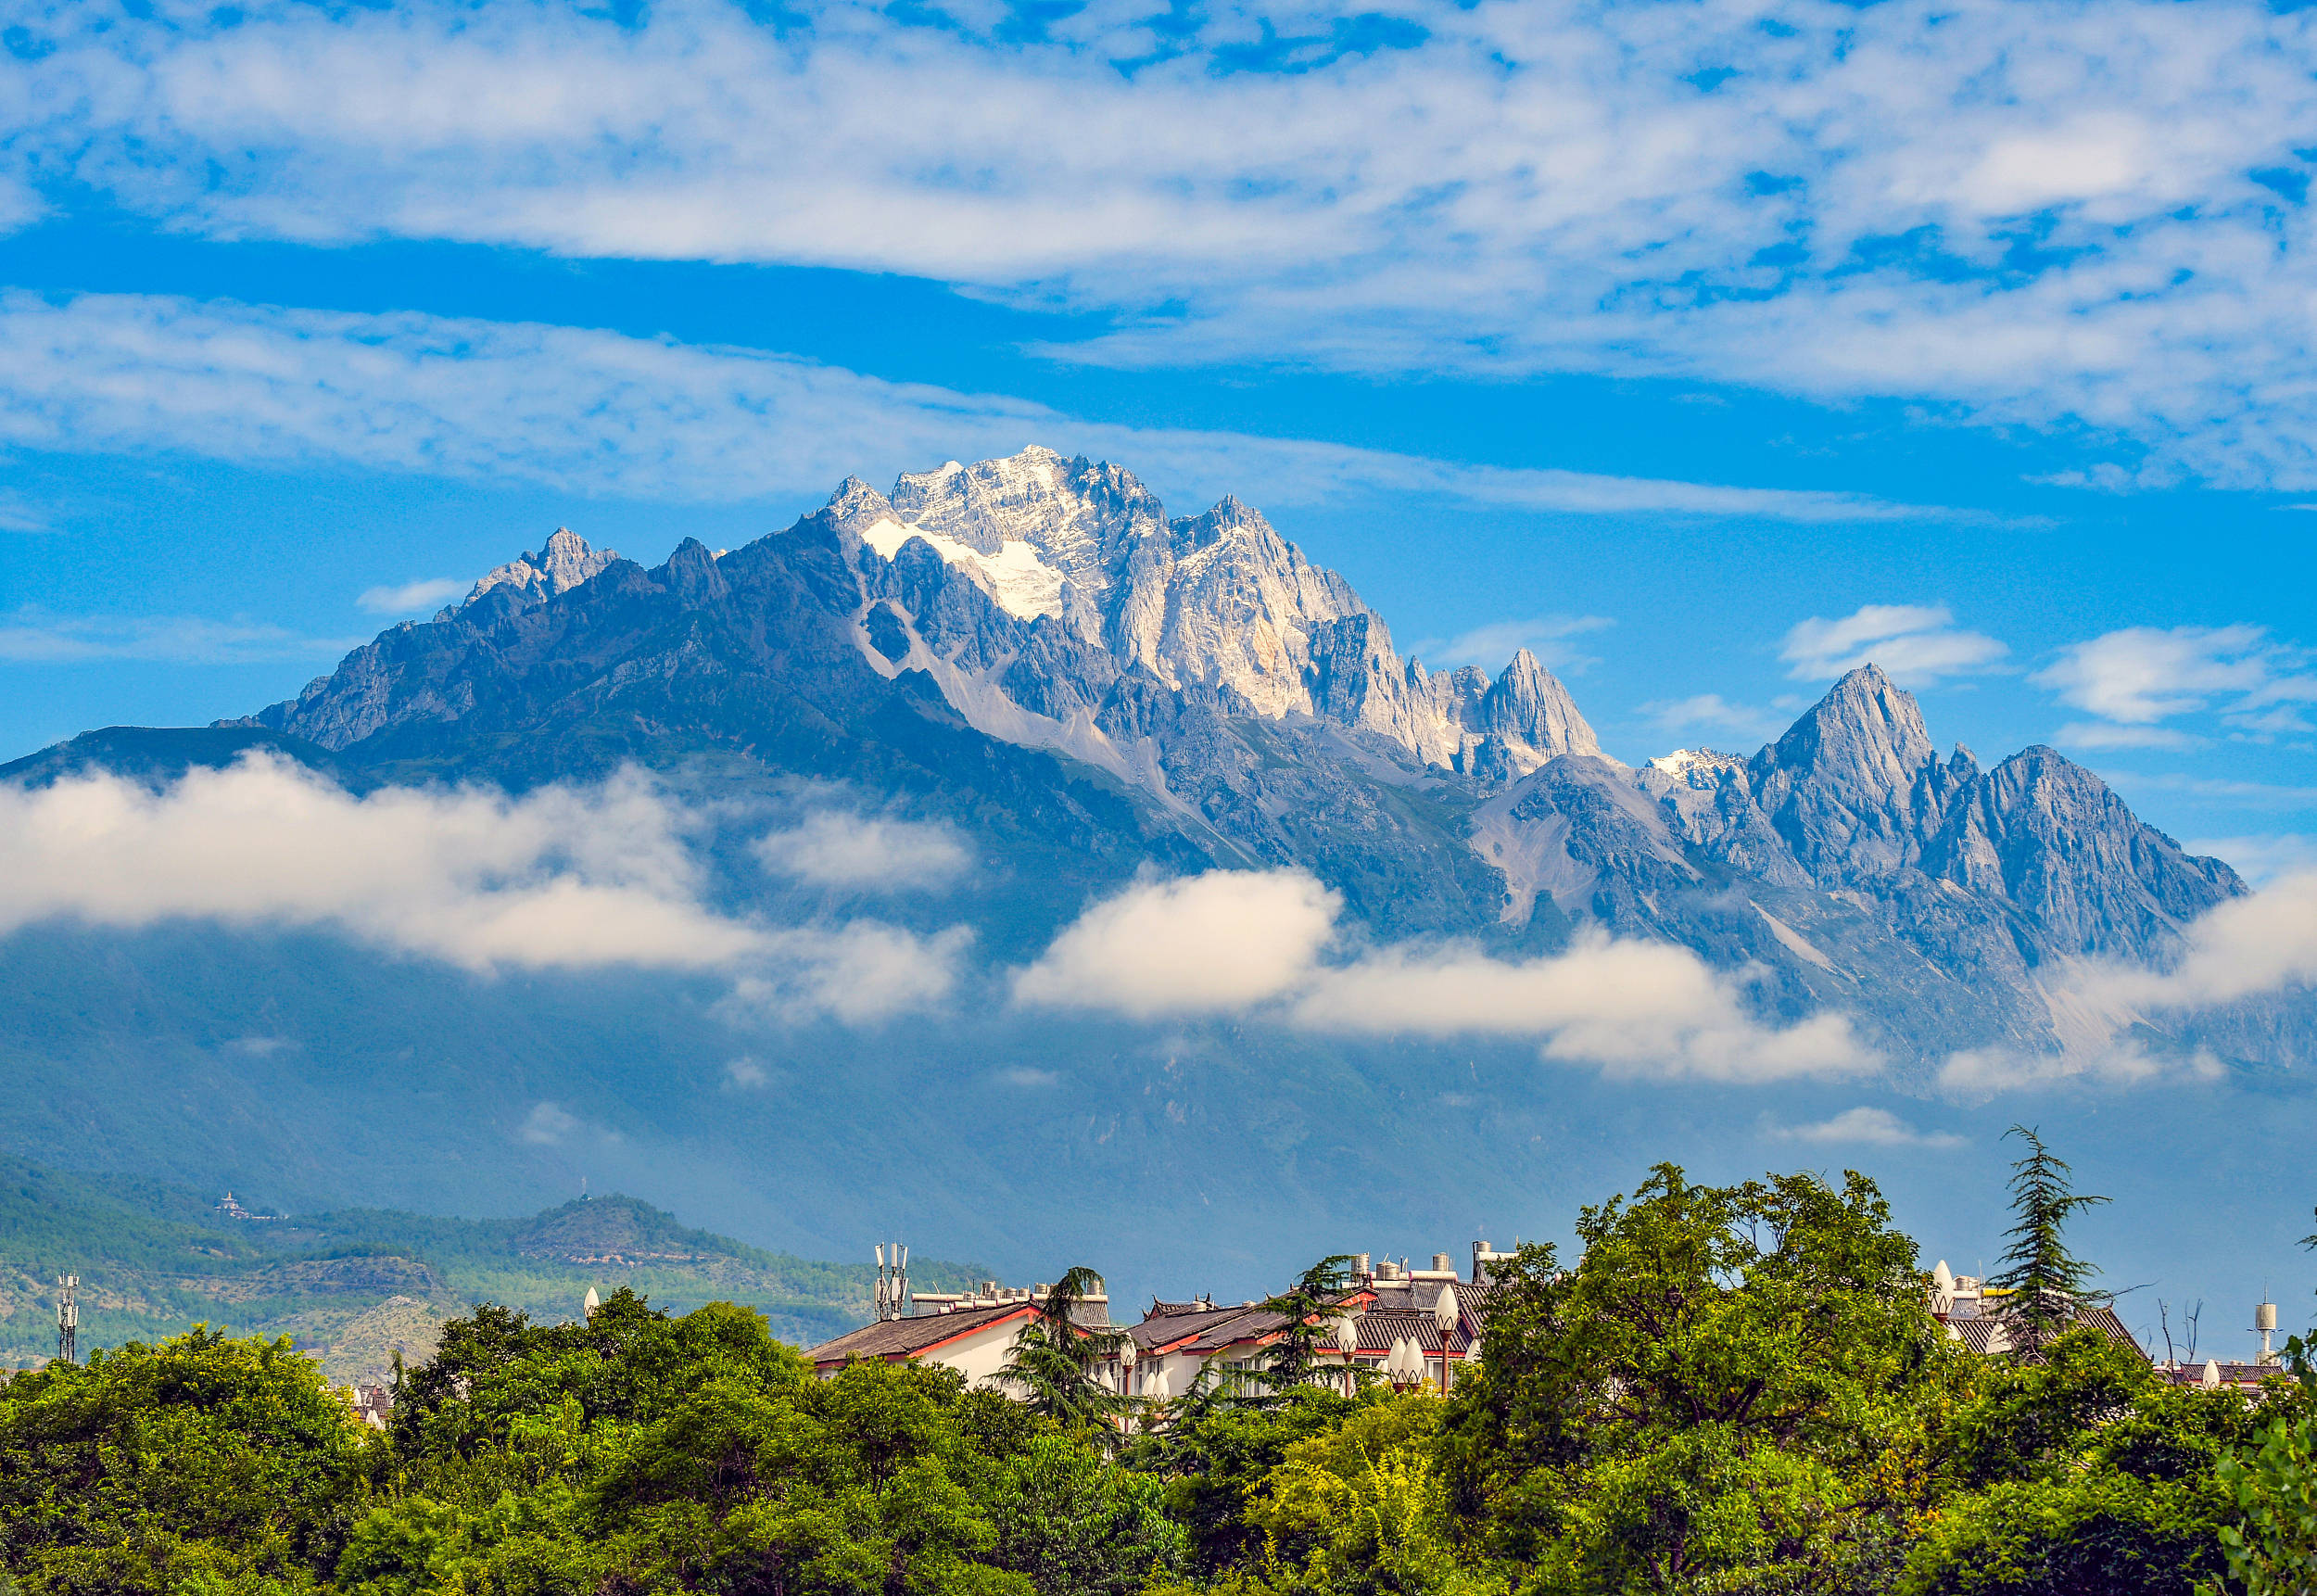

{"left": 56, "top": 1274, "right": 78, "bottom": 1364}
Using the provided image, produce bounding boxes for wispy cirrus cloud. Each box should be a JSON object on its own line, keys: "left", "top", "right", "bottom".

{"left": 2032, "top": 625, "right": 2317, "bottom": 739}
{"left": 357, "top": 577, "right": 465, "bottom": 616}
{"left": 11, "top": 0, "right": 2317, "bottom": 486}
{"left": 1413, "top": 615, "right": 1614, "bottom": 673}
{"left": 1779, "top": 604, "right": 2010, "bottom": 687}
{"left": 0, "top": 290, "right": 1975, "bottom": 525}
{"left": 0, "top": 607, "right": 361, "bottom": 664}
{"left": 1636, "top": 692, "right": 1797, "bottom": 745}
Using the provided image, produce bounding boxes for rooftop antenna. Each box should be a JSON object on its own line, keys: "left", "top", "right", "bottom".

{"left": 876, "top": 1244, "right": 912, "bottom": 1321}
{"left": 56, "top": 1274, "right": 78, "bottom": 1364}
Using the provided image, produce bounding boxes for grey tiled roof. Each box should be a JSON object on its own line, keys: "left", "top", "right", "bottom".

{"left": 804, "top": 1302, "right": 1034, "bottom": 1364}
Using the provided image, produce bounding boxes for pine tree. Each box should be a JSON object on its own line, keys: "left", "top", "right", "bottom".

{"left": 1001, "top": 1265, "right": 1132, "bottom": 1430}
{"left": 1991, "top": 1124, "right": 2110, "bottom": 1355}
{"left": 1256, "top": 1253, "right": 1361, "bottom": 1392}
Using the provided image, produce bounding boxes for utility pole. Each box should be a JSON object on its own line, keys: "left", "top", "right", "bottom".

{"left": 56, "top": 1274, "right": 77, "bottom": 1364}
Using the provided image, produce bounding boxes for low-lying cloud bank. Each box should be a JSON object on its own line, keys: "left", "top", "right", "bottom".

{"left": 1939, "top": 869, "right": 2317, "bottom": 1094}
{"left": 1013, "top": 868, "right": 1875, "bottom": 1083}
{"left": 0, "top": 754, "right": 965, "bottom": 1021}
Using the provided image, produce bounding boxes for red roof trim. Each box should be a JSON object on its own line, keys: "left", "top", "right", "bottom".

{"left": 812, "top": 1303, "right": 1042, "bottom": 1368}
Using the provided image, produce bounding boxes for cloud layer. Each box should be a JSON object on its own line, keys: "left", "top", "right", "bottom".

{"left": 0, "top": 754, "right": 963, "bottom": 1020}
{"left": 1014, "top": 868, "right": 1874, "bottom": 1081}
{"left": 13, "top": 0, "right": 2317, "bottom": 484}
{"left": 0, "top": 290, "right": 1961, "bottom": 523}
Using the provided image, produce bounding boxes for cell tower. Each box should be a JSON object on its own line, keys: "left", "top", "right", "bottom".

{"left": 874, "top": 1243, "right": 911, "bottom": 1322}
{"left": 56, "top": 1274, "right": 78, "bottom": 1364}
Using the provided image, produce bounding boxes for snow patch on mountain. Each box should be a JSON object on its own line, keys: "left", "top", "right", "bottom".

{"left": 860, "top": 517, "right": 1067, "bottom": 622}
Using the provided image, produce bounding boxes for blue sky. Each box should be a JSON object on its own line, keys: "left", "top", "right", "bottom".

{"left": 0, "top": 0, "right": 2312, "bottom": 882}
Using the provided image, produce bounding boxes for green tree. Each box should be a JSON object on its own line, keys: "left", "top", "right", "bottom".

{"left": 1989, "top": 1126, "right": 2110, "bottom": 1356}
{"left": 1001, "top": 1268, "right": 1130, "bottom": 1432}
{"left": 1437, "top": 1164, "right": 1966, "bottom": 1596}
{"left": 0, "top": 1326, "right": 374, "bottom": 1596}
{"left": 1257, "top": 1256, "right": 1361, "bottom": 1394}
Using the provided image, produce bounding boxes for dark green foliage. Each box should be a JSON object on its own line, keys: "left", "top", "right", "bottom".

{"left": 1255, "top": 1257, "right": 1359, "bottom": 1393}
{"left": 0, "top": 1327, "right": 372, "bottom": 1596}
{"left": 1989, "top": 1126, "right": 2111, "bottom": 1355}
{"left": 0, "top": 1150, "right": 2301, "bottom": 1596}
{"left": 1437, "top": 1164, "right": 1965, "bottom": 1595}
{"left": 1000, "top": 1269, "right": 1132, "bottom": 1432}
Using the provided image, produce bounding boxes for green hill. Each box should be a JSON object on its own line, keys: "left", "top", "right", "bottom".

{"left": 0, "top": 1159, "right": 981, "bottom": 1385}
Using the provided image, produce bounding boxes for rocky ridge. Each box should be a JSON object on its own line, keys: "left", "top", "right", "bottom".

{"left": 233, "top": 446, "right": 2255, "bottom": 1069}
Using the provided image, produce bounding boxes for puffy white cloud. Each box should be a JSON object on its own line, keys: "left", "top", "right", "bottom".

{"left": 1013, "top": 868, "right": 1341, "bottom": 1020}
{"left": 1780, "top": 603, "right": 2009, "bottom": 686}
{"left": 2075, "top": 870, "right": 2317, "bottom": 1015}
{"left": 1288, "top": 937, "right": 1874, "bottom": 1083}
{"left": 1769, "top": 1106, "right": 1964, "bottom": 1148}
{"left": 755, "top": 811, "right": 971, "bottom": 890}
{"left": 1935, "top": 869, "right": 2317, "bottom": 1094}
{"left": 357, "top": 576, "right": 464, "bottom": 615}
{"left": 1016, "top": 868, "right": 1876, "bottom": 1081}
{"left": 15, "top": 0, "right": 2317, "bottom": 484}
{"left": 2032, "top": 625, "right": 2315, "bottom": 728}
{"left": 0, "top": 291, "right": 1972, "bottom": 524}
{"left": 518, "top": 1101, "right": 582, "bottom": 1146}
{"left": 0, "top": 754, "right": 963, "bottom": 1020}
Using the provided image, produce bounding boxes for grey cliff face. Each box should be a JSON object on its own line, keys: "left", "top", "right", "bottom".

{"left": 215, "top": 447, "right": 2267, "bottom": 1070}
{"left": 1749, "top": 663, "right": 1958, "bottom": 886}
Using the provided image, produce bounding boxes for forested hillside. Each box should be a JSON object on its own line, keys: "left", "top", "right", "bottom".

{"left": 0, "top": 1159, "right": 979, "bottom": 1381}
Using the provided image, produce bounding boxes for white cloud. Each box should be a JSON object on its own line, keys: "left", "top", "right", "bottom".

{"left": 1770, "top": 1106, "right": 1965, "bottom": 1148}
{"left": 1013, "top": 868, "right": 1342, "bottom": 1020}
{"left": 1936, "top": 868, "right": 2317, "bottom": 1093}
{"left": 2051, "top": 722, "right": 2204, "bottom": 752}
{"left": 2032, "top": 625, "right": 2317, "bottom": 731}
{"left": 15, "top": 0, "right": 2317, "bottom": 485}
{"left": 0, "top": 290, "right": 1996, "bottom": 526}
{"left": 2185, "top": 833, "right": 2317, "bottom": 887}
{"left": 723, "top": 1057, "right": 773, "bottom": 1090}
{"left": 0, "top": 492, "right": 49, "bottom": 534}
{"left": 519, "top": 1100, "right": 581, "bottom": 1146}
{"left": 2073, "top": 869, "right": 2317, "bottom": 1015}
{"left": 357, "top": 577, "right": 465, "bottom": 615}
{"left": 2032, "top": 625, "right": 2277, "bottom": 723}
{"left": 1637, "top": 693, "right": 1790, "bottom": 744}
{"left": 1416, "top": 615, "right": 1614, "bottom": 672}
{"left": 1015, "top": 868, "right": 1876, "bottom": 1082}
{"left": 755, "top": 811, "right": 971, "bottom": 891}
{"left": 0, "top": 753, "right": 963, "bottom": 1021}
{"left": 993, "top": 1066, "right": 1061, "bottom": 1088}
{"left": 1780, "top": 603, "right": 2010, "bottom": 686}
{"left": 1935, "top": 1037, "right": 2226, "bottom": 1096}
{"left": 720, "top": 923, "right": 973, "bottom": 1025}
{"left": 1287, "top": 938, "right": 1874, "bottom": 1083}
{"left": 0, "top": 608, "right": 362, "bottom": 664}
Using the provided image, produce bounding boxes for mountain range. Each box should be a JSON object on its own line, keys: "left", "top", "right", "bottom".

{"left": 0, "top": 446, "right": 2299, "bottom": 1298}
